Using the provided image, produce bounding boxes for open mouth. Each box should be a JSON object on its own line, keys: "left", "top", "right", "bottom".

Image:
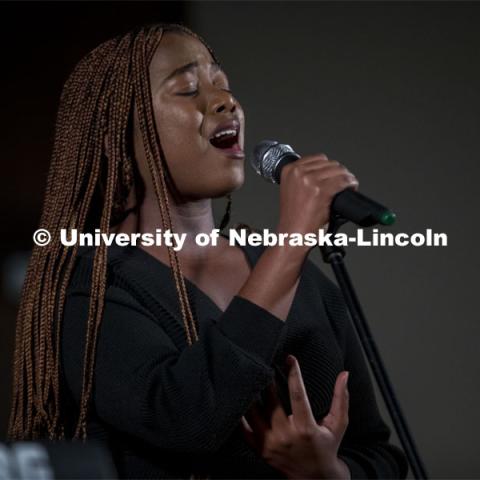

{"left": 209, "top": 126, "right": 241, "bottom": 150}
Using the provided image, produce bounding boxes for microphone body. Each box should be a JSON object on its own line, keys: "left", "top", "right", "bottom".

{"left": 252, "top": 140, "right": 396, "bottom": 227}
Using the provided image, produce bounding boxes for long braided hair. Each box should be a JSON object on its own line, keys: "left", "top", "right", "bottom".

{"left": 8, "top": 23, "right": 232, "bottom": 442}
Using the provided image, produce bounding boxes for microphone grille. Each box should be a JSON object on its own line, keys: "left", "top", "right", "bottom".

{"left": 251, "top": 140, "right": 297, "bottom": 184}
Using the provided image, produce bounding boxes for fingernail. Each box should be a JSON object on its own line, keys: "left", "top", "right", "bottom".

{"left": 286, "top": 355, "right": 295, "bottom": 366}
{"left": 344, "top": 371, "right": 349, "bottom": 387}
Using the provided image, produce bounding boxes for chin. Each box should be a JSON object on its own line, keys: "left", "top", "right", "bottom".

{"left": 210, "top": 172, "right": 245, "bottom": 198}
{"left": 226, "top": 169, "right": 245, "bottom": 192}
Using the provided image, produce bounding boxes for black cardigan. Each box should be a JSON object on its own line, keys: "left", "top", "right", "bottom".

{"left": 60, "top": 241, "right": 408, "bottom": 479}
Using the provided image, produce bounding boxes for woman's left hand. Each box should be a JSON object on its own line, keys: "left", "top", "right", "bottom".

{"left": 241, "top": 355, "right": 351, "bottom": 479}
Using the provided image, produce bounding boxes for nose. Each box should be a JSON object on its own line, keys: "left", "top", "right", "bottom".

{"left": 209, "top": 89, "right": 237, "bottom": 114}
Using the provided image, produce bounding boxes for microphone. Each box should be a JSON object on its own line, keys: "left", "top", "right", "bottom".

{"left": 251, "top": 140, "right": 396, "bottom": 227}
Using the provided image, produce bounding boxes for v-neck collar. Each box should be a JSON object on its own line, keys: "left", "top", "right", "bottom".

{"left": 108, "top": 233, "right": 263, "bottom": 319}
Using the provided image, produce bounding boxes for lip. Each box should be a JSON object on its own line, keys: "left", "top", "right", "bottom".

{"left": 208, "top": 118, "right": 244, "bottom": 159}
{"left": 208, "top": 118, "right": 241, "bottom": 140}
{"left": 220, "top": 143, "right": 245, "bottom": 160}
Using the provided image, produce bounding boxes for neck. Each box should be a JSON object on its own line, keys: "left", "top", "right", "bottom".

{"left": 117, "top": 189, "right": 221, "bottom": 259}
{"left": 143, "top": 188, "right": 215, "bottom": 230}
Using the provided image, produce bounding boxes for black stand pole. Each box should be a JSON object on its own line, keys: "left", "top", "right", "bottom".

{"left": 319, "top": 216, "right": 428, "bottom": 480}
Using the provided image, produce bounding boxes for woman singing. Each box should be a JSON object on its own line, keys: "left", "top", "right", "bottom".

{"left": 8, "top": 23, "right": 408, "bottom": 479}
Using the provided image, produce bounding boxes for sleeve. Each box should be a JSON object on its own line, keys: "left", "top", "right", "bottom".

{"left": 316, "top": 268, "right": 409, "bottom": 479}
{"left": 61, "top": 286, "right": 286, "bottom": 454}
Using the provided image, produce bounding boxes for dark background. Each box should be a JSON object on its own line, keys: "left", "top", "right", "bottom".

{"left": 1, "top": 1, "right": 479, "bottom": 478}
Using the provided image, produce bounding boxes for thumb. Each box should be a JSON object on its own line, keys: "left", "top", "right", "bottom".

{"left": 240, "top": 416, "right": 259, "bottom": 450}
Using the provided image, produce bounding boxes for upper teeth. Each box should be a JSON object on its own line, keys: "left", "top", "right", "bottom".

{"left": 213, "top": 129, "right": 237, "bottom": 139}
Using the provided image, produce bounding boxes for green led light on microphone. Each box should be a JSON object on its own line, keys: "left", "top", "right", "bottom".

{"left": 380, "top": 211, "right": 396, "bottom": 226}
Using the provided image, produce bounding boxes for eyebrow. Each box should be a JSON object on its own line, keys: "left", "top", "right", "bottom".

{"left": 161, "top": 61, "right": 222, "bottom": 85}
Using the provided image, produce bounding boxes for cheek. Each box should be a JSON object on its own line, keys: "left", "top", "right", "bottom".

{"left": 151, "top": 99, "right": 210, "bottom": 195}
{"left": 153, "top": 98, "right": 204, "bottom": 156}
{"left": 149, "top": 96, "right": 244, "bottom": 197}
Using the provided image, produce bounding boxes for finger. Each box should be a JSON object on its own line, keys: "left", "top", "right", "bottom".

{"left": 301, "top": 165, "right": 355, "bottom": 182}
{"left": 244, "top": 401, "right": 269, "bottom": 436}
{"left": 298, "top": 165, "right": 359, "bottom": 193}
{"left": 240, "top": 416, "right": 253, "bottom": 434}
{"left": 299, "top": 161, "right": 344, "bottom": 174}
{"left": 312, "top": 168, "right": 358, "bottom": 185}
{"left": 240, "top": 416, "right": 259, "bottom": 450}
{"left": 319, "top": 176, "right": 360, "bottom": 198}
{"left": 321, "top": 371, "right": 350, "bottom": 436}
{"left": 264, "top": 382, "right": 289, "bottom": 429}
{"left": 296, "top": 153, "right": 330, "bottom": 165}
{"left": 286, "top": 355, "right": 316, "bottom": 429}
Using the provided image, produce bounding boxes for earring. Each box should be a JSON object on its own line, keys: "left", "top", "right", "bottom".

{"left": 219, "top": 194, "right": 232, "bottom": 231}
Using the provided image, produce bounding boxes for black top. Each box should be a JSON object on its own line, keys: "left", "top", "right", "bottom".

{"left": 60, "top": 240, "right": 408, "bottom": 479}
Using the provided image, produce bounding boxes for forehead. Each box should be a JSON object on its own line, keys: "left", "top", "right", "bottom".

{"left": 149, "top": 31, "right": 214, "bottom": 84}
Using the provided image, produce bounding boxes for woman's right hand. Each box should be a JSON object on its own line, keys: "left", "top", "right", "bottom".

{"left": 238, "top": 153, "right": 358, "bottom": 321}
{"left": 276, "top": 153, "right": 359, "bottom": 240}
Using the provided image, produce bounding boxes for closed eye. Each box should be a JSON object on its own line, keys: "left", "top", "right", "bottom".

{"left": 176, "top": 90, "right": 199, "bottom": 97}
{"left": 176, "top": 87, "right": 233, "bottom": 97}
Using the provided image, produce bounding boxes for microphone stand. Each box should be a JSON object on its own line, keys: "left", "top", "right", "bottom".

{"left": 319, "top": 215, "right": 428, "bottom": 479}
